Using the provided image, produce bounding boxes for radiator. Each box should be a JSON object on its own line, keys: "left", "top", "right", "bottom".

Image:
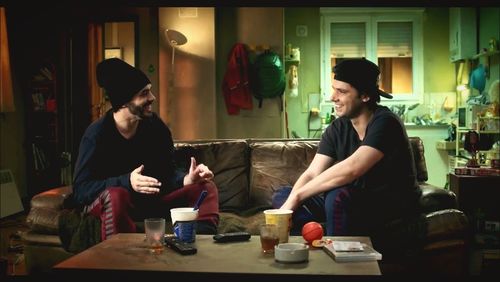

{"left": 0, "top": 169, "right": 24, "bottom": 218}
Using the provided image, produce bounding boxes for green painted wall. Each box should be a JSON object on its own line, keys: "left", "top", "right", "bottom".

{"left": 285, "top": 8, "right": 456, "bottom": 138}
{"left": 423, "top": 8, "right": 456, "bottom": 93}
{"left": 215, "top": 8, "right": 285, "bottom": 139}
{"left": 284, "top": 8, "right": 321, "bottom": 138}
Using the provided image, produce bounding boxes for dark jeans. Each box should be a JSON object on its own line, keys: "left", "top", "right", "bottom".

{"left": 272, "top": 185, "right": 352, "bottom": 236}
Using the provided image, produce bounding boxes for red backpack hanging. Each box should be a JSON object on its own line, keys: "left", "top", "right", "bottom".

{"left": 222, "top": 43, "right": 253, "bottom": 115}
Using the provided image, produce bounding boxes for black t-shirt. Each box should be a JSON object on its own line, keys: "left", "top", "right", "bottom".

{"left": 72, "top": 110, "right": 185, "bottom": 205}
{"left": 318, "top": 105, "right": 421, "bottom": 234}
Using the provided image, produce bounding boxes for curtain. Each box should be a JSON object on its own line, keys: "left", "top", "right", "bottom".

{"left": 87, "top": 23, "right": 107, "bottom": 121}
{"left": 0, "top": 7, "right": 15, "bottom": 112}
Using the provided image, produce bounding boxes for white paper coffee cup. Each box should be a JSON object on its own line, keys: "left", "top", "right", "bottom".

{"left": 170, "top": 207, "right": 198, "bottom": 225}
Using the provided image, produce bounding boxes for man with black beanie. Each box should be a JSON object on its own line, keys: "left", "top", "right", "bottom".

{"left": 277, "top": 58, "right": 421, "bottom": 255}
{"left": 72, "top": 58, "right": 219, "bottom": 240}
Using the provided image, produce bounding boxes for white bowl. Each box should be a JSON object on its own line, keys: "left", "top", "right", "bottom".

{"left": 274, "top": 243, "right": 309, "bottom": 263}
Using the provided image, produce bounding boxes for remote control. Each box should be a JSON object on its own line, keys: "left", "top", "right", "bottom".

{"left": 213, "top": 232, "right": 251, "bottom": 243}
{"left": 165, "top": 236, "right": 197, "bottom": 255}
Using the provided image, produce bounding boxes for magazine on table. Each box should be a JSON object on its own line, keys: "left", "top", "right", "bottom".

{"left": 323, "top": 241, "right": 382, "bottom": 262}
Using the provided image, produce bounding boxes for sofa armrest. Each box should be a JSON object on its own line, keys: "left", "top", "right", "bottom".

{"left": 419, "top": 184, "right": 458, "bottom": 213}
{"left": 30, "top": 186, "right": 73, "bottom": 210}
{"left": 425, "top": 209, "right": 469, "bottom": 242}
{"left": 26, "top": 186, "right": 73, "bottom": 235}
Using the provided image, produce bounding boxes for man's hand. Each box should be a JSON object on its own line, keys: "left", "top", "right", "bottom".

{"left": 184, "top": 157, "right": 214, "bottom": 185}
{"left": 280, "top": 192, "right": 299, "bottom": 211}
{"left": 130, "top": 165, "right": 161, "bottom": 194}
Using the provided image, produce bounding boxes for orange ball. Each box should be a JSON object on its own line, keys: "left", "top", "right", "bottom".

{"left": 302, "top": 221, "right": 323, "bottom": 243}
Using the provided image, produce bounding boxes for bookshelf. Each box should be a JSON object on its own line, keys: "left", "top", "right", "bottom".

{"left": 25, "top": 62, "right": 61, "bottom": 196}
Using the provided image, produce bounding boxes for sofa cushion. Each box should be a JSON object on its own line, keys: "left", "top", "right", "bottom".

{"left": 175, "top": 140, "right": 249, "bottom": 211}
{"left": 218, "top": 211, "right": 265, "bottom": 235}
{"left": 26, "top": 207, "right": 61, "bottom": 235}
{"left": 249, "top": 140, "right": 319, "bottom": 207}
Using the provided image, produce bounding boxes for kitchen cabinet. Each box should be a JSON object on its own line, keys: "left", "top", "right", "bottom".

{"left": 449, "top": 7, "right": 477, "bottom": 62}
{"left": 449, "top": 173, "right": 500, "bottom": 232}
{"left": 449, "top": 172, "right": 500, "bottom": 275}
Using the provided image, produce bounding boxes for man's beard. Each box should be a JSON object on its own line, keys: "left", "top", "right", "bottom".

{"left": 127, "top": 101, "right": 153, "bottom": 119}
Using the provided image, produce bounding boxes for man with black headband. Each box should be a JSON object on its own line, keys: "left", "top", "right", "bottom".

{"left": 279, "top": 58, "right": 421, "bottom": 252}
{"left": 72, "top": 58, "right": 219, "bottom": 241}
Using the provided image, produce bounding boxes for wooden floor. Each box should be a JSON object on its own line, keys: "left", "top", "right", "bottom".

{"left": 0, "top": 213, "right": 29, "bottom": 276}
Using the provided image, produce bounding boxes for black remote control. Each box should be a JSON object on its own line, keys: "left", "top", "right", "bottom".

{"left": 164, "top": 236, "right": 197, "bottom": 255}
{"left": 213, "top": 232, "right": 251, "bottom": 243}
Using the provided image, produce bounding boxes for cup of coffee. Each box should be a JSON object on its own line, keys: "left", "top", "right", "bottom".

{"left": 259, "top": 223, "right": 279, "bottom": 254}
{"left": 263, "top": 209, "right": 293, "bottom": 243}
{"left": 144, "top": 218, "right": 166, "bottom": 254}
{"left": 170, "top": 207, "right": 198, "bottom": 243}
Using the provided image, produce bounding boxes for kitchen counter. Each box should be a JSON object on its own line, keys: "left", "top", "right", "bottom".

{"left": 404, "top": 123, "right": 450, "bottom": 129}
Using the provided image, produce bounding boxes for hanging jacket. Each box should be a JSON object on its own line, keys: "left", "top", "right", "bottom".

{"left": 222, "top": 43, "right": 253, "bottom": 115}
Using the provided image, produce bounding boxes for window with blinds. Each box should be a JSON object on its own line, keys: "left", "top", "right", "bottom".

{"left": 322, "top": 9, "right": 423, "bottom": 101}
{"left": 377, "top": 22, "right": 412, "bottom": 58}
{"left": 330, "top": 23, "right": 366, "bottom": 58}
{"left": 377, "top": 22, "right": 413, "bottom": 93}
{"left": 329, "top": 22, "right": 413, "bottom": 59}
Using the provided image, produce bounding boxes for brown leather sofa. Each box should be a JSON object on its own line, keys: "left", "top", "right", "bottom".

{"left": 23, "top": 137, "right": 469, "bottom": 275}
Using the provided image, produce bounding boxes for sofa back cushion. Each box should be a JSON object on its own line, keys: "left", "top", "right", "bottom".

{"left": 173, "top": 137, "right": 427, "bottom": 210}
{"left": 408, "top": 137, "right": 428, "bottom": 183}
{"left": 174, "top": 140, "right": 249, "bottom": 211}
{"left": 249, "top": 140, "right": 319, "bottom": 207}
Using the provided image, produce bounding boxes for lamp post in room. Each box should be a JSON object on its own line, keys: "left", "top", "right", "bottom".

{"left": 164, "top": 29, "right": 187, "bottom": 121}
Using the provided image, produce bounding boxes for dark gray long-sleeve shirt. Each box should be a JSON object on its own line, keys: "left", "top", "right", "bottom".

{"left": 72, "top": 110, "right": 185, "bottom": 205}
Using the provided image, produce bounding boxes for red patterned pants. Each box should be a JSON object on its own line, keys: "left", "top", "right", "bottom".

{"left": 84, "top": 181, "right": 219, "bottom": 240}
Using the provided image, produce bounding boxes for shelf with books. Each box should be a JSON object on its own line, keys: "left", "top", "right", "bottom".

{"left": 25, "top": 62, "right": 62, "bottom": 196}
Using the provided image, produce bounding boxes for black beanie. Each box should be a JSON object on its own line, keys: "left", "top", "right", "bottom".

{"left": 96, "top": 58, "right": 151, "bottom": 109}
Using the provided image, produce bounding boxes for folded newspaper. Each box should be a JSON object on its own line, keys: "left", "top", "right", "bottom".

{"left": 323, "top": 241, "right": 382, "bottom": 262}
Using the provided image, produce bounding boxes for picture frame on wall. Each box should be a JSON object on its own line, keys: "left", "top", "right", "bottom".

{"left": 104, "top": 47, "right": 123, "bottom": 60}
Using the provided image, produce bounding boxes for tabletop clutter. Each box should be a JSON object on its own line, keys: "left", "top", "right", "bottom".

{"left": 147, "top": 206, "right": 382, "bottom": 264}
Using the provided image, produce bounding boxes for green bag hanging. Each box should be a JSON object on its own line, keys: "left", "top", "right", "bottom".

{"left": 251, "top": 50, "right": 286, "bottom": 110}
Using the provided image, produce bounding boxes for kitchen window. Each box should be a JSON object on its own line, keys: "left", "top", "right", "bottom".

{"left": 320, "top": 8, "right": 423, "bottom": 103}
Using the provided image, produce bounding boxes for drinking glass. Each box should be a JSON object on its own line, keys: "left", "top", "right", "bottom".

{"left": 144, "top": 218, "right": 166, "bottom": 254}
{"left": 259, "top": 224, "right": 279, "bottom": 254}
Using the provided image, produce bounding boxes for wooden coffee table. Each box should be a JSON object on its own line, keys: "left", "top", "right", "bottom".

{"left": 53, "top": 234, "right": 380, "bottom": 280}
